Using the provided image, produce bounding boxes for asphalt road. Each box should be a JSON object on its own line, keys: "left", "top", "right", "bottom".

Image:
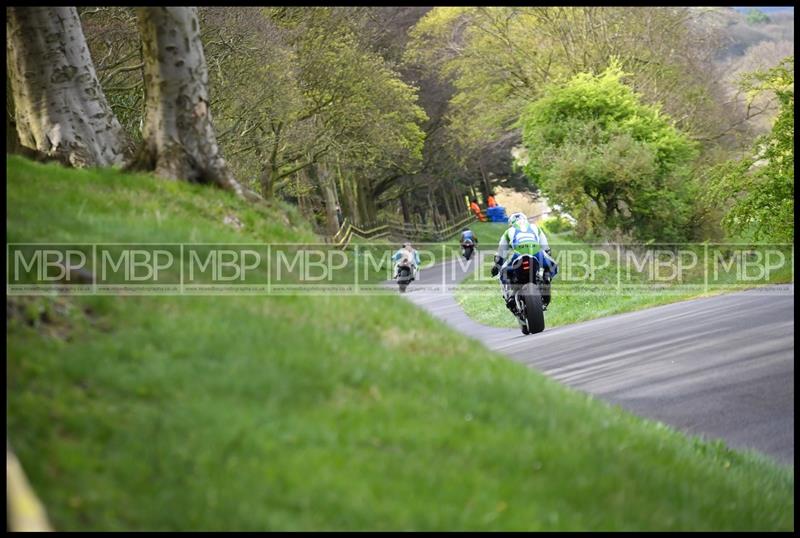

{"left": 399, "top": 255, "right": 795, "bottom": 465}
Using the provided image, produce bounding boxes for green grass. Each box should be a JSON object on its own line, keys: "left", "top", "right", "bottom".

{"left": 6, "top": 156, "right": 794, "bottom": 531}
{"left": 455, "top": 224, "right": 793, "bottom": 329}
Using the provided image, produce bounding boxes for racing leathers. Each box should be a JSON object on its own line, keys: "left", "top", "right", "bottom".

{"left": 490, "top": 221, "right": 557, "bottom": 310}
{"left": 460, "top": 229, "right": 478, "bottom": 256}
{"left": 392, "top": 246, "right": 420, "bottom": 279}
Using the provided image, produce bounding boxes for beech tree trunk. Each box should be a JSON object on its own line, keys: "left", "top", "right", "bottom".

{"left": 451, "top": 190, "right": 464, "bottom": 216}
{"left": 6, "top": 7, "right": 128, "bottom": 167}
{"left": 358, "top": 180, "right": 378, "bottom": 226}
{"left": 346, "top": 173, "right": 360, "bottom": 226}
{"left": 311, "top": 163, "right": 340, "bottom": 236}
{"left": 400, "top": 193, "right": 410, "bottom": 223}
{"left": 442, "top": 186, "right": 454, "bottom": 219}
{"left": 133, "top": 7, "right": 255, "bottom": 199}
{"left": 259, "top": 164, "right": 277, "bottom": 200}
{"left": 6, "top": 107, "right": 22, "bottom": 155}
{"left": 336, "top": 163, "right": 355, "bottom": 225}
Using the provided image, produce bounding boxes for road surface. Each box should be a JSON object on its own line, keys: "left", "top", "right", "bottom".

{"left": 400, "top": 255, "right": 794, "bottom": 465}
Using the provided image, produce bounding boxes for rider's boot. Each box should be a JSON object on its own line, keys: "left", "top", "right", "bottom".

{"left": 506, "top": 298, "right": 517, "bottom": 313}
{"left": 541, "top": 273, "right": 551, "bottom": 311}
{"left": 502, "top": 284, "right": 517, "bottom": 314}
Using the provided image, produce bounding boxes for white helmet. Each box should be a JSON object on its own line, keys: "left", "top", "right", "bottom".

{"left": 508, "top": 212, "right": 528, "bottom": 228}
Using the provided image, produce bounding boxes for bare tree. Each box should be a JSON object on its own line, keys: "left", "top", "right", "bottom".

{"left": 6, "top": 7, "right": 128, "bottom": 166}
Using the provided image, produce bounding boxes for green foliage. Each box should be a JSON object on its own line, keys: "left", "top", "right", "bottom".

{"left": 74, "top": 7, "right": 428, "bottom": 209}
{"left": 7, "top": 158, "right": 794, "bottom": 530}
{"left": 405, "top": 7, "right": 729, "bottom": 168}
{"left": 405, "top": 8, "right": 541, "bottom": 164}
{"left": 746, "top": 8, "right": 770, "bottom": 25}
{"left": 707, "top": 57, "right": 793, "bottom": 243}
{"left": 204, "top": 7, "right": 427, "bottom": 199}
{"left": 519, "top": 62, "right": 699, "bottom": 242}
{"left": 539, "top": 215, "right": 574, "bottom": 235}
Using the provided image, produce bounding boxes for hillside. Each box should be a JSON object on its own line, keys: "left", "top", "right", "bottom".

{"left": 703, "top": 7, "right": 794, "bottom": 60}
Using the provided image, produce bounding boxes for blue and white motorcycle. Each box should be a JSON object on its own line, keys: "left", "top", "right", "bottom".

{"left": 498, "top": 251, "right": 555, "bottom": 335}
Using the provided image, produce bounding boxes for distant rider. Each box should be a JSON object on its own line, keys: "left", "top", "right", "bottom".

{"left": 392, "top": 242, "right": 420, "bottom": 279}
{"left": 490, "top": 213, "right": 557, "bottom": 311}
{"left": 459, "top": 228, "right": 478, "bottom": 256}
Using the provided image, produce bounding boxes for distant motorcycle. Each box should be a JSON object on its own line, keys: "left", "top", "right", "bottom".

{"left": 461, "top": 239, "right": 475, "bottom": 261}
{"left": 396, "top": 259, "right": 415, "bottom": 293}
{"left": 501, "top": 253, "right": 550, "bottom": 335}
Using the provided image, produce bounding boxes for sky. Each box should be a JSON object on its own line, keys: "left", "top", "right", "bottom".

{"left": 733, "top": 6, "right": 794, "bottom": 14}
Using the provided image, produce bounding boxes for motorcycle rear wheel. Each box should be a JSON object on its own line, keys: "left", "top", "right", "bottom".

{"left": 518, "top": 284, "right": 545, "bottom": 334}
{"left": 398, "top": 268, "right": 411, "bottom": 293}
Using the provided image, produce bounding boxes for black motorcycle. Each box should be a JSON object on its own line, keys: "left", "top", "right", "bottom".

{"left": 461, "top": 239, "right": 475, "bottom": 261}
{"left": 502, "top": 254, "right": 549, "bottom": 335}
{"left": 396, "top": 260, "right": 414, "bottom": 293}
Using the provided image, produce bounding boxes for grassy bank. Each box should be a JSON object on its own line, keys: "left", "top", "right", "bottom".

{"left": 6, "top": 156, "right": 793, "bottom": 531}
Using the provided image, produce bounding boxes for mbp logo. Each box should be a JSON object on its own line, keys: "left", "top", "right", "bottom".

{"left": 98, "top": 247, "right": 175, "bottom": 282}
{"left": 187, "top": 248, "right": 261, "bottom": 283}
{"left": 94, "top": 245, "right": 180, "bottom": 289}
{"left": 10, "top": 246, "right": 90, "bottom": 282}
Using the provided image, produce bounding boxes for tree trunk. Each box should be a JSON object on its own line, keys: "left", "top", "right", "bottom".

{"left": 133, "top": 7, "right": 255, "bottom": 199}
{"left": 400, "top": 193, "right": 410, "bottom": 223}
{"left": 427, "top": 189, "right": 439, "bottom": 229}
{"left": 259, "top": 125, "right": 282, "bottom": 199}
{"left": 6, "top": 106, "right": 22, "bottom": 155}
{"left": 336, "top": 160, "right": 349, "bottom": 222}
{"left": 259, "top": 163, "right": 279, "bottom": 200}
{"left": 442, "top": 185, "right": 454, "bottom": 220}
{"left": 309, "top": 163, "right": 339, "bottom": 236}
{"left": 296, "top": 168, "right": 316, "bottom": 221}
{"left": 357, "top": 179, "right": 376, "bottom": 226}
{"left": 478, "top": 156, "right": 492, "bottom": 200}
{"left": 452, "top": 190, "right": 465, "bottom": 216}
{"left": 343, "top": 171, "right": 359, "bottom": 226}
{"left": 6, "top": 7, "right": 128, "bottom": 167}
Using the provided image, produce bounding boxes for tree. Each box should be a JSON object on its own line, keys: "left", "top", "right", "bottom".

{"left": 718, "top": 39, "right": 794, "bottom": 136}
{"left": 707, "top": 57, "right": 793, "bottom": 242}
{"left": 519, "top": 62, "right": 698, "bottom": 241}
{"left": 6, "top": 7, "right": 128, "bottom": 167}
{"left": 131, "top": 7, "right": 253, "bottom": 199}
{"left": 745, "top": 8, "right": 770, "bottom": 25}
{"left": 233, "top": 7, "right": 428, "bottom": 233}
{"left": 78, "top": 7, "right": 144, "bottom": 144}
{"left": 196, "top": 7, "right": 303, "bottom": 196}
{"left": 405, "top": 7, "right": 737, "bottom": 182}
{"left": 198, "top": 6, "right": 427, "bottom": 225}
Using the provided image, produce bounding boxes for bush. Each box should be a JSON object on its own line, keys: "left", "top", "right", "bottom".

{"left": 519, "top": 60, "right": 698, "bottom": 243}
{"left": 539, "top": 215, "right": 574, "bottom": 235}
{"left": 746, "top": 8, "right": 770, "bottom": 25}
